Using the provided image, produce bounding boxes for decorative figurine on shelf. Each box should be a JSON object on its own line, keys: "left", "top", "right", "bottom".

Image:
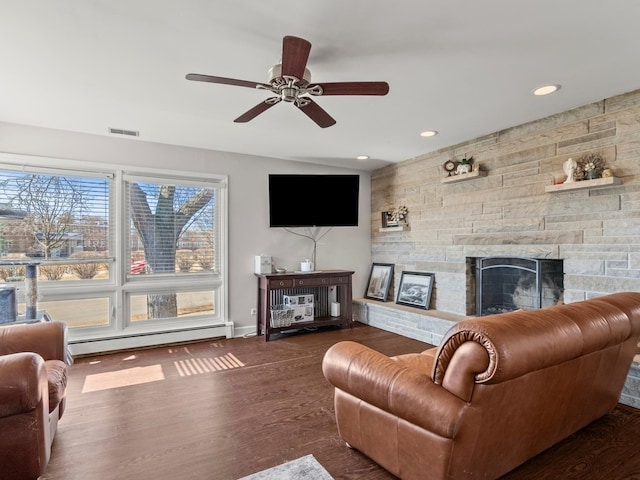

{"left": 602, "top": 168, "right": 613, "bottom": 178}
{"left": 563, "top": 157, "right": 577, "bottom": 184}
{"left": 455, "top": 156, "right": 473, "bottom": 175}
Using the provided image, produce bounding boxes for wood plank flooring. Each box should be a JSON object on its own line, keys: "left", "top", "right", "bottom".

{"left": 42, "top": 323, "right": 640, "bottom": 480}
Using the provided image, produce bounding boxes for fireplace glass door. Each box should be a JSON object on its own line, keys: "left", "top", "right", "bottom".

{"left": 476, "top": 257, "right": 563, "bottom": 316}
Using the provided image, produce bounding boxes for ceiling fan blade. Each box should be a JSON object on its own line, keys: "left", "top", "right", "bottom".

{"left": 281, "top": 36, "right": 312, "bottom": 80}
{"left": 234, "top": 98, "right": 281, "bottom": 123}
{"left": 313, "top": 81, "right": 390, "bottom": 96}
{"left": 295, "top": 98, "right": 336, "bottom": 128}
{"left": 186, "top": 73, "right": 270, "bottom": 89}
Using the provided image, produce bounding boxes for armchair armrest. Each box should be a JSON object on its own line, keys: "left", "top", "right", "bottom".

{"left": 0, "top": 352, "right": 47, "bottom": 418}
{"left": 0, "top": 321, "right": 69, "bottom": 363}
{"left": 323, "top": 341, "right": 467, "bottom": 438}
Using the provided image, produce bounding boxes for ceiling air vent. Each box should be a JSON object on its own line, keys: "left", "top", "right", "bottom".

{"left": 108, "top": 127, "right": 139, "bottom": 137}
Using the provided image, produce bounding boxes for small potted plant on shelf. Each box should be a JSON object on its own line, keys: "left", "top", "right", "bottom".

{"left": 576, "top": 152, "right": 606, "bottom": 181}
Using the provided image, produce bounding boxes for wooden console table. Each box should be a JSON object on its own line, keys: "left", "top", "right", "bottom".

{"left": 256, "top": 270, "right": 354, "bottom": 341}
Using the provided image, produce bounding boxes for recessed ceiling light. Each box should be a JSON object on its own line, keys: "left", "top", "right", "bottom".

{"left": 356, "top": 155, "right": 369, "bottom": 160}
{"left": 532, "top": 84, "right": 561, "bottom": 96}
{"left": 420, "top": 130, "right": 438, "bottom": 138}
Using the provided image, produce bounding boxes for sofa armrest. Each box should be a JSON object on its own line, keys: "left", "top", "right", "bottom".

{"left": 323, "top": 341, "right": 467, "bottom": 438}
{"left": 0, "top": 352, "right": 47, "bottom": 418}
{"left": 0, "top": 321, "right": 68, "bottom": 363}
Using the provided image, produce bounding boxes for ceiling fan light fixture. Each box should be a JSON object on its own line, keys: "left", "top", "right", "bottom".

{"left": 532, "top": 84, "right": 561, "bottom": 96}
{"left": 420, "top": 130, "right": 438, "bottom": 138}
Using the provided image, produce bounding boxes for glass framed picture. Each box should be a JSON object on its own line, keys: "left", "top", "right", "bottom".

{"left": 365, "top": 263, "right": 394, "bottom": 302}
{"left": 395, "top": 271, "right": 434, "bottom": 310}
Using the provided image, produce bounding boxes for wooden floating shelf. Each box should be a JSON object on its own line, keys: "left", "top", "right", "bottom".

{"left": 440, "top": 170, "right": 487, "bottom": 183}
{"left": 545, "top": 176, "right": 621, "bottom": 193}
{"left": 379, "top": 224, "right": 409, "bottom": 232}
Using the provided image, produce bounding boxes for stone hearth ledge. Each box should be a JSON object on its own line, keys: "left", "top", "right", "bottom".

{"left": 353, "top": 297, "right": 467, "bottom": 346}
{"left": 352, "top": 298, "right": 640, "bottom": 408}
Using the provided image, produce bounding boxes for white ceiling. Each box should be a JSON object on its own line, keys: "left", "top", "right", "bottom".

{"left": 2, "top": 1, "right": 640, "bottom": 171}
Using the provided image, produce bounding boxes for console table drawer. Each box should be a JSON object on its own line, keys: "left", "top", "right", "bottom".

{"left": 269, "top": 278, "right": 294, "bottom": 289}
{"left": 330, "top": 276, "right": 350, "bottom": 285}
{"left": 295, "top": 277, "right": 331, "bottom": 287}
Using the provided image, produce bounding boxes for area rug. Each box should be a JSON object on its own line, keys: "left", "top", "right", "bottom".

{"left": 238, "top": 454, "right": 333, "bottom": 480}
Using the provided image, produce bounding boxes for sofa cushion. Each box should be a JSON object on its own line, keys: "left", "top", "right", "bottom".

{"left": 45, "top": 359, "right": 67, "bottom": 413}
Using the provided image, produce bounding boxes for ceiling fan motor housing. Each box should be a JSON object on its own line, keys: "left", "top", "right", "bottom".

{"left": 268, "top": 64, "right": 312, "bottom": 86}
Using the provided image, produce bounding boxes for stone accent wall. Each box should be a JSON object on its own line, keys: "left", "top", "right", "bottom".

{"left": 371, "top": 88, "right": 640, "bottom": 315}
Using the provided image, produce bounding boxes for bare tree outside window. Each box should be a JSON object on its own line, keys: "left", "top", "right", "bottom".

{"left": 129, "top": 182, "right": 215, "bottom": 319}
{"left": 2, "top": 175, "right": 85, "bottom": 259}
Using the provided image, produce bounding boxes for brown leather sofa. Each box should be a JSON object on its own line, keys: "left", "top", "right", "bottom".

{"left": 323, "top": 292, "right": 640, "bottom": 479}
{"left": 0, "top": 321, "right": 70, "bottom": 480}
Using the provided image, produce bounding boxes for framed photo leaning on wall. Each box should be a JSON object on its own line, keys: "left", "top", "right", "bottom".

{"left": 396, "top": 271, "right": 434, "bottom": 310}
{"left": 365, "top": 263, "right": 394, "bottom": 302}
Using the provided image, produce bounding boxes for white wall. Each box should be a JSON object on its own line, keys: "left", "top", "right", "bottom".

{"left": 0, "top": 121, "right": 371, "bottom": 339}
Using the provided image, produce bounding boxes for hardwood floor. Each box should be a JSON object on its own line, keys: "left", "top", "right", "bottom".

{"left": 42, "top": 323, "right": 640, "bottom": 480}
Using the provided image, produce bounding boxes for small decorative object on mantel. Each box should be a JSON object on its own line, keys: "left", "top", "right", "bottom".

{"left": 390, "top": 205, "right": 408, "bottom": 223}
{"left": 576, "top": 152, "right": 606, "bottom": 181}
{"left": 381, "top": 206, "right": 409, "bottom": 230}
{"left": 455, "top": 156, "right": 474, "bottom": 175}
{"left": 443, "top": 159, "right": 457, "bottom": 176}
{"left": 381, "top": 211, "right": 398, "bottom": 228}
{"left": 563, "top": 157, "right": 577, "bottom": 184}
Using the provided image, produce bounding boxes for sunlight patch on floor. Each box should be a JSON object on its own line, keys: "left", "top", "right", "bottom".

{"left": 81, "top": 365, "right": 165, "bottom": 393}
{"left": 174, "top": 353, "right": 245, "bottom": 376}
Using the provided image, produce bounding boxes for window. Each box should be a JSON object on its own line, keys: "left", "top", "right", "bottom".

{"left": 0, "top": 168, "right": 112, "bottom": 278}
{"left": 0, "top": 155, "right": 227, "bottom": 344}
{"left": 125, "top": 178, "right": 218, "bottom": 277}
{"left": 124, "top": 174, "right": 222, "bottom": 326}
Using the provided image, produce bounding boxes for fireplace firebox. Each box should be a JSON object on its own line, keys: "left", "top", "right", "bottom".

{"left": 476, "top": 257, "right": 563, "bottom": 316}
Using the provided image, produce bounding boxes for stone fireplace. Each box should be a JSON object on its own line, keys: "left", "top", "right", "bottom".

{"left": 369, "top": 88, "right": 640, "bottom": 407}
{"left": 475, "top": 257, "right": 564, "bottom": 316}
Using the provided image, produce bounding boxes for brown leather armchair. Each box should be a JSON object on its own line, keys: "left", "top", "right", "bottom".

{"left": 0, "top": 321, "right": 70, "bottom": 480}
{"left": 323, "top": 292, "right": 640, "bottom": 480}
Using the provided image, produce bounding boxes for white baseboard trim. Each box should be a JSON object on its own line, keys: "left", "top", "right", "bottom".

{"left": 69, "top": 323, "right": 233, "bottom": 356}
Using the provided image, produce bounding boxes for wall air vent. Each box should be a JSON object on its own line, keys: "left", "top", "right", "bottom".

{"left": 108, "top": 127, "right": 139, "bottom": 137}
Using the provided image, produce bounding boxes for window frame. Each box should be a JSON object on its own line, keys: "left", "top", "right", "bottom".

{"left": 0, "top": 153, "right": 228, "bottom": 344}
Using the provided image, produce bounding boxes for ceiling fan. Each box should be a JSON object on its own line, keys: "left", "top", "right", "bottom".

{"left": 186, "top": 35, "right": 389, "bottom": 128}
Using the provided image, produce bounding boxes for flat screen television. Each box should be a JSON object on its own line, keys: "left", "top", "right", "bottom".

{"left": 269, "top": 174, "right": 360, "bottom": 227}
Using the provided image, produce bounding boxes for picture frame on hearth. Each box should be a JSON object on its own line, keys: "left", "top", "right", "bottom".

{"left": 365, "top": 263, "right": 394, "bottom": 302}
{"left": 395, "top": 271, "right": 434, "bottom": 310}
